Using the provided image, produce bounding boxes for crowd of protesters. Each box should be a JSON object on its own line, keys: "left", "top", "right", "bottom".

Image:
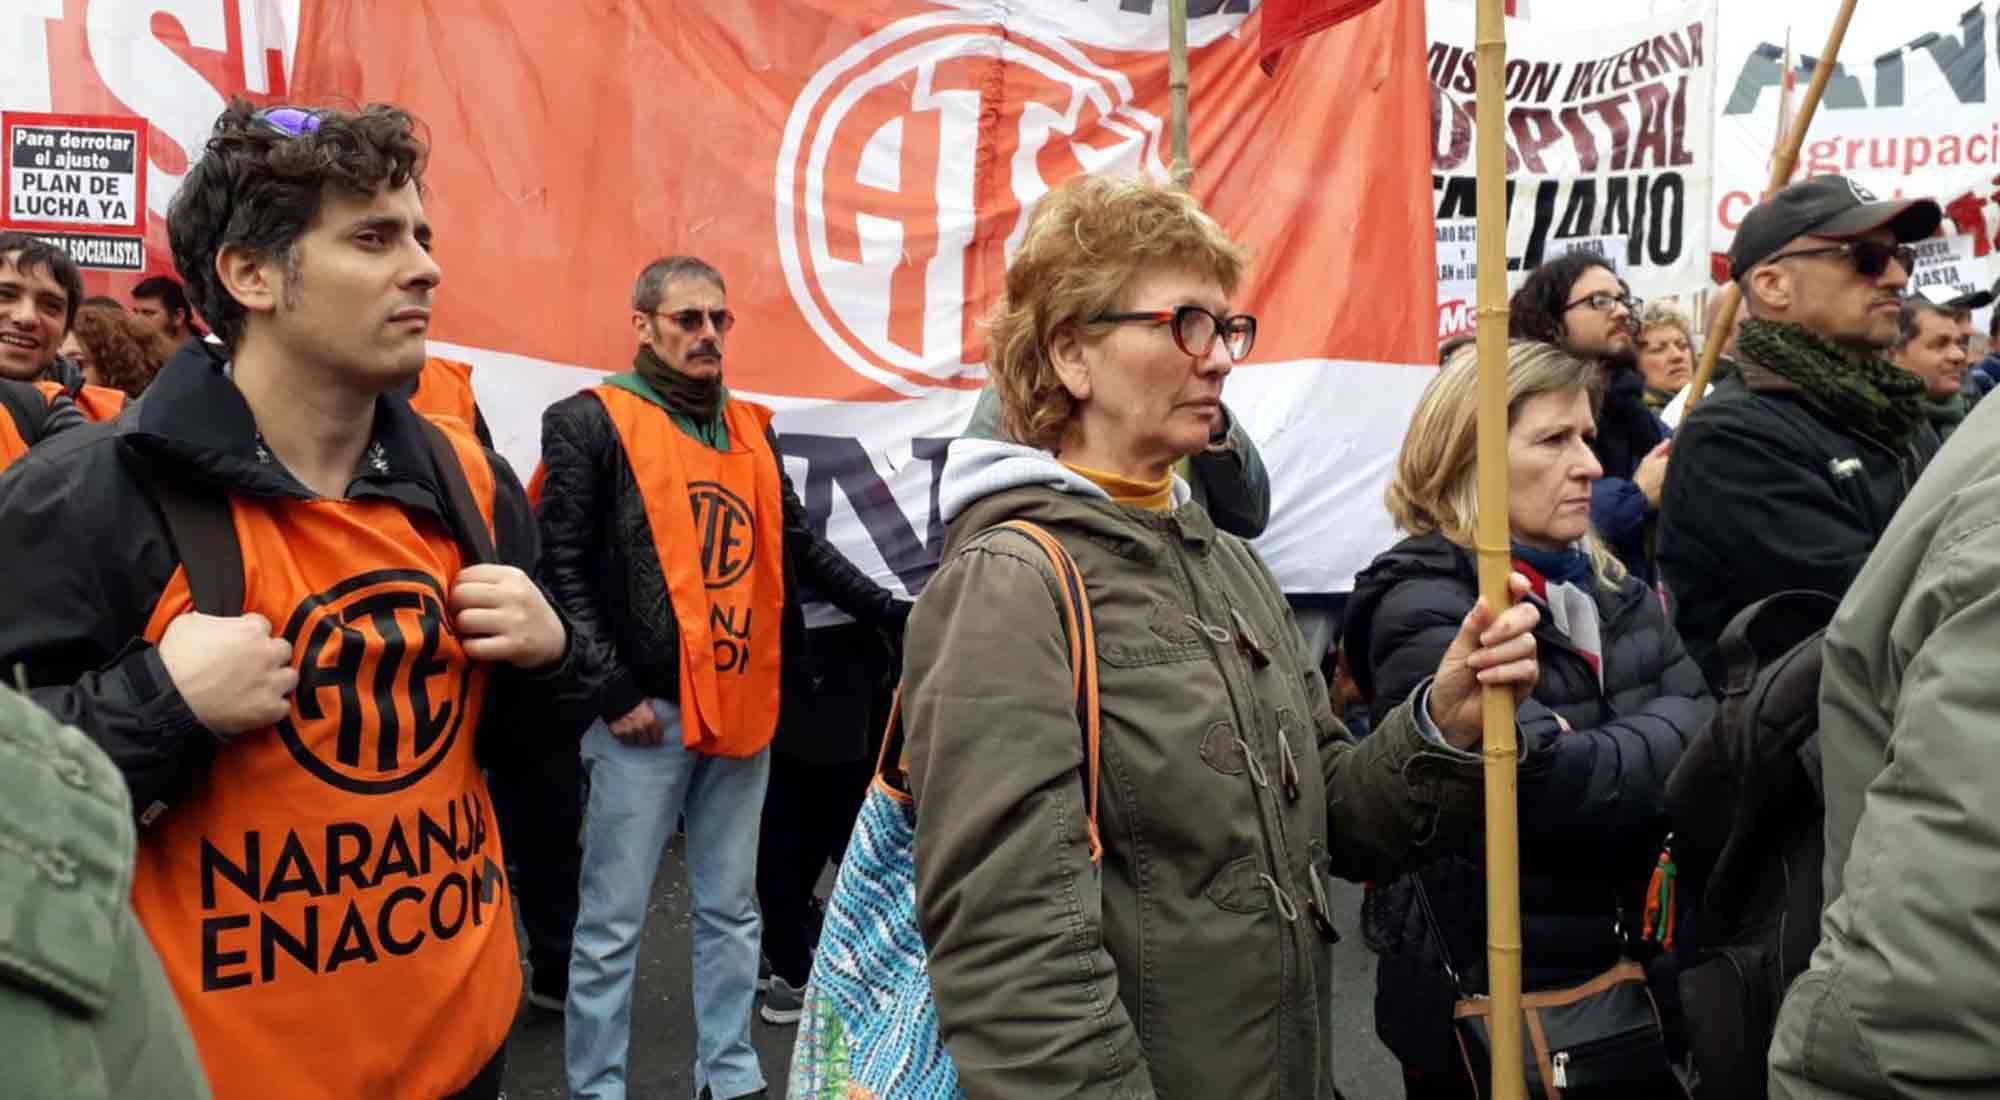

{"left": 1, "top": 97, "right": 1997, "bottom": 1100}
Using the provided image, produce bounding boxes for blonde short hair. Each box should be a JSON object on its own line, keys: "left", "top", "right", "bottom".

{"left": 1386, "top": 340, "right": 1627, "bottom": 588}
{"left": 1636, "top": 303, "right": 1693, "bottom": 345}
{"left": 987, "top": 176, "right": 1246, "bottom": 449}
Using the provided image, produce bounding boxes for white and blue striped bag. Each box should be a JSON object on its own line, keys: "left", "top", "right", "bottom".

{"left": 788, "top": 520, "right": 1102, "bottom": 1100}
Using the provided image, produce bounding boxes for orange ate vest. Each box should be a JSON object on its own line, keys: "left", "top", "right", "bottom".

{"left": 0, "top": 405, "right": 29, "bottom": 471}
{"left": 34, "top": 377, "right": 127, "bottom": 421}
{"left": 593, "top": 385, "right": 786, "bottom": 757}
{"left": 409, "top": 356, "right": 480, "bottom": 430}
{"left": 133, "top": 423, "right": 519, "bottom": 1100}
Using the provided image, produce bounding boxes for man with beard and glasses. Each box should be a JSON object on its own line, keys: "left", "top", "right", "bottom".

{"left": 1656, "top": 175, "right": 1942, "bottom": 687}
{"left": 1510, "top": 253, "right": 1670, "bottom": 581}
{"left": 537, "top": 255, "right": 909, "bottom": 1100}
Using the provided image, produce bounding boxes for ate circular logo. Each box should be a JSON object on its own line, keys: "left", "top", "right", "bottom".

{"left": 690, "top": 480, "right": 758, "bottom": 589}
{"left": 276, "top": 569, "right": 473, "bottom": 795}
{"left": 776, "top": 9, "right": 1167, "bottom": 397}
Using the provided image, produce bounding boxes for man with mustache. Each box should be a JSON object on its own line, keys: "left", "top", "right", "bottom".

{"left": 1656, "top": 175, "right": 1943, "bottom": 687}
{"left": 537, "top": 255, "right": 909, "bottom": 1100}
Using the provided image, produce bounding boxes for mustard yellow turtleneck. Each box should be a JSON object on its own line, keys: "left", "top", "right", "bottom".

{"left": 1061, "top": 460, "right": 1174, "bottom": 512}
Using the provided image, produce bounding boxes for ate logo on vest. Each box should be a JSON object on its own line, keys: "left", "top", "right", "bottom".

{"left": 276, "top": 569, "right": 473, "bottom": 795}
{"left": 691, "top": 480, "right": 758, "bottom": 589}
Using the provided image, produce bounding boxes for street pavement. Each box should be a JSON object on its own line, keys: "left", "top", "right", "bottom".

{"left": 502, "top": 834, "right": 1403, "bottom": 1098}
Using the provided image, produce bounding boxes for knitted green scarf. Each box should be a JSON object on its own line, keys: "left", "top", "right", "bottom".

{"left": 1736, "top": 319, "right": 1928, "bottom": 448}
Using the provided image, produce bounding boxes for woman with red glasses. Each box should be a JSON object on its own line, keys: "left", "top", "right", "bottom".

{"left": 895, "top": 174, "right": 1546, "bottom": 1099}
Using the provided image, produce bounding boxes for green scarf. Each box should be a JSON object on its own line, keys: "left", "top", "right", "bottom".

{"left": 1736, "top": 319, "right": 1929, "bottom": 448}
{"left": 619, "top": 345, "right": 729, "bottom": 449}
{"left": 1925, "top": 392, "right": 1970, "bottom": 431}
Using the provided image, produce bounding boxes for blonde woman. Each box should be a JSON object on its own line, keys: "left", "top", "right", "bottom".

{"left": 1635, "top": 304, "right": 1697, "bottom": 411}
{"left": 1342, "top": 341, "right": 1712, "bottom": 1099}
{"left": 901, "top": 176, "right": 1545, "bottom": 1100}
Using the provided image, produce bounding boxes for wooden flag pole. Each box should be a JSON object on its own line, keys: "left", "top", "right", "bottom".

{"left": 1471, "top": 0, "right": 1524, "bottom": 1094}
{"left": 1168, "top": 0, "right": 1193, "bottom": 189}
{"left": 1685, "top": 0, "right": 1861, "bottom": 413}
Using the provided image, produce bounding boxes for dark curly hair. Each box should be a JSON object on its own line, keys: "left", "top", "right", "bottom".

{"left": 167, "top": 100, "right": 429, "bottom": 350}
{"left": 0, "top": 231, "right": 84, "bottom": 333}
{"left": 67, "top": 303, "right": 176, "bottom": 397}
{"left": 1507, "top": 253, "right": 1621, "bottom": 346}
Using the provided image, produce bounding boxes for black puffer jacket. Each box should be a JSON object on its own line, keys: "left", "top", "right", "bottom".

{"left": 1656, "top": 361, "right": 1940, "bottom": 689}
{"left": 1342, "top": 532, "right": 1712, "bottom": 1075}
{"left": 537, "top": 391, "right": 906, "bottom": 740}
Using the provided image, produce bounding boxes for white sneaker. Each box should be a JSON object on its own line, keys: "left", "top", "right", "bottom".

{"left": 760, "top": 975, "right": 804, "bottom": 1025}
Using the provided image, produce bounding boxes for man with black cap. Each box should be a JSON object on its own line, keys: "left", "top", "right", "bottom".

{"left": 1654, "top": 174, "right": 1943, "bottom": 687}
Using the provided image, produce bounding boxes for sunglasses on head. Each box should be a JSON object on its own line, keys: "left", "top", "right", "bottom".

{"left": 1765, "top": 239, "right": 1917, "bottom": 279}
{"left": 253, "top": 106, "right": 325, "bottom": 138}
{"left": 656, "top": 308, "right": 736, "bottom": 334}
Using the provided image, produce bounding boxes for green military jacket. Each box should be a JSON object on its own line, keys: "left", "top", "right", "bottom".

{"left": 904, "top": 455, "right": 1485, "bottom": 1100}
{"left": 0, "top": 683, "right": 209, "bottom": 1099}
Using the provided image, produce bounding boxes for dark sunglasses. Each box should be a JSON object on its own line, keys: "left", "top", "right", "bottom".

{"left": 253, "top": 106, "right": 325, "bottom": 137}
{"left": 1094, "top": 304, "right": 1257, "bottom": 362}
{"left": 1563, "top": 290, "right": 1644, "bottom": 315}
{"left": 1765, "top": 239, "right": 1917, "bottom": 279}
{"left": 656, "top": 308, "right": 736, "bottom": 334}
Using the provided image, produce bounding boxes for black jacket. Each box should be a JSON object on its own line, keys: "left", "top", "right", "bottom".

{"left": 536, "top": 389, "right": 906, "bottom": 748}
{"left": 0, "top": 377, "right": 83, "bottom": 460}
{"left": 1343, "top": 532, "right": 1711, "bottom": 1074}
{"left": 1590, "top": 365, "right": 1669, "bottom": 581}
{"left": 1656, "top": 360, "right": 1941, "bottom": 688}
{"left": 0, "top": 348, "right": 601, "bottom": 821}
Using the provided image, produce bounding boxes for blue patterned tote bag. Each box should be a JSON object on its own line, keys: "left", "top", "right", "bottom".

{"left": 788, "top": 519, "right": 1102, "bottom": 1100}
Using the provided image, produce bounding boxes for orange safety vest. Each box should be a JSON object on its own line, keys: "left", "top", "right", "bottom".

{"left": 0, "top": 403, "right": 29, "bottom": 471}
{"left": 131, "top": 423, "right": 519, "bottom": 1100}
{"left": 34, "top": 377, "right": 127, "bottom": 421}
{"left": 409, "top": 356, "right": 480, "bottom": 430}
{"left": 594, "top": 383, "right": 786, "bottom": 757}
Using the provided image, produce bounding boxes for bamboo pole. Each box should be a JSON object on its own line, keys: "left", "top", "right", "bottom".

{"left": 1685, "top": 0, "right": 1861, "bottom": 413}
{"left": 1470, "top": 0, "right": 1524, "bottom": 1094}
{"left": 1167, "top": 0, "right": 1193, "bottom": 189}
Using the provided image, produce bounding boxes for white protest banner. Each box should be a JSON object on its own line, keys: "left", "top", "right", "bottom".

{"left": 1714, "top": 5, "right": 2000, "bottom": 269}
{"left": 1428, "top": 0, "right": 1719, "bottom": 340}
{"left": 2, "top": 110, "right": 150, "bottom": 271}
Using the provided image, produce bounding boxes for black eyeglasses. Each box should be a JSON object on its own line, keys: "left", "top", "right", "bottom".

{"left": 655, "top": 308, "right": 735, "bottom": 334}
{"left": 1563, "top": 290, "right": 1643, "bottom": 315}
{"left": 1093, "top": 305, "right": 1257, "bottom": 362}
{"left": 1764, "top": 240, "right": 1917, "bottom": 280}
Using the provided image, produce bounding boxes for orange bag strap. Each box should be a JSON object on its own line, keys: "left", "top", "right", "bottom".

{"left": 875, "top": 519, "right": 1104, "bottom": 862}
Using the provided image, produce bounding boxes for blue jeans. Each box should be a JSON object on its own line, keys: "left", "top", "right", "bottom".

{"left": 565, "top": 699, "right": 771, "bottom": 1100}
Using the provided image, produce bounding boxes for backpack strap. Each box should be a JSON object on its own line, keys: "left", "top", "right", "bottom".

{"left": 136, "top": 467, "right": 245, "bottom": 618}
{"left": 873, "top": 518, "right": 1104, "bottom": 862}
{"left": 0, "top": 380, "right": 48, "bottom": 445}
{"left": 416, "top": 416, "right": 497, "bottom": 565}
{"left": 129, "top": 420, "right": 491, "bottom": 617}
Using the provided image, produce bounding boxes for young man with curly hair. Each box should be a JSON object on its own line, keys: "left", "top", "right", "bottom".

{"left": 0, "top": 101, "right": 599, "bottom": 1100}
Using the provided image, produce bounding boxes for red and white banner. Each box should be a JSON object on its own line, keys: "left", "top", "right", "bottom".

{"left": 5, "top": 0, "right": 1439, "bottom": 596}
